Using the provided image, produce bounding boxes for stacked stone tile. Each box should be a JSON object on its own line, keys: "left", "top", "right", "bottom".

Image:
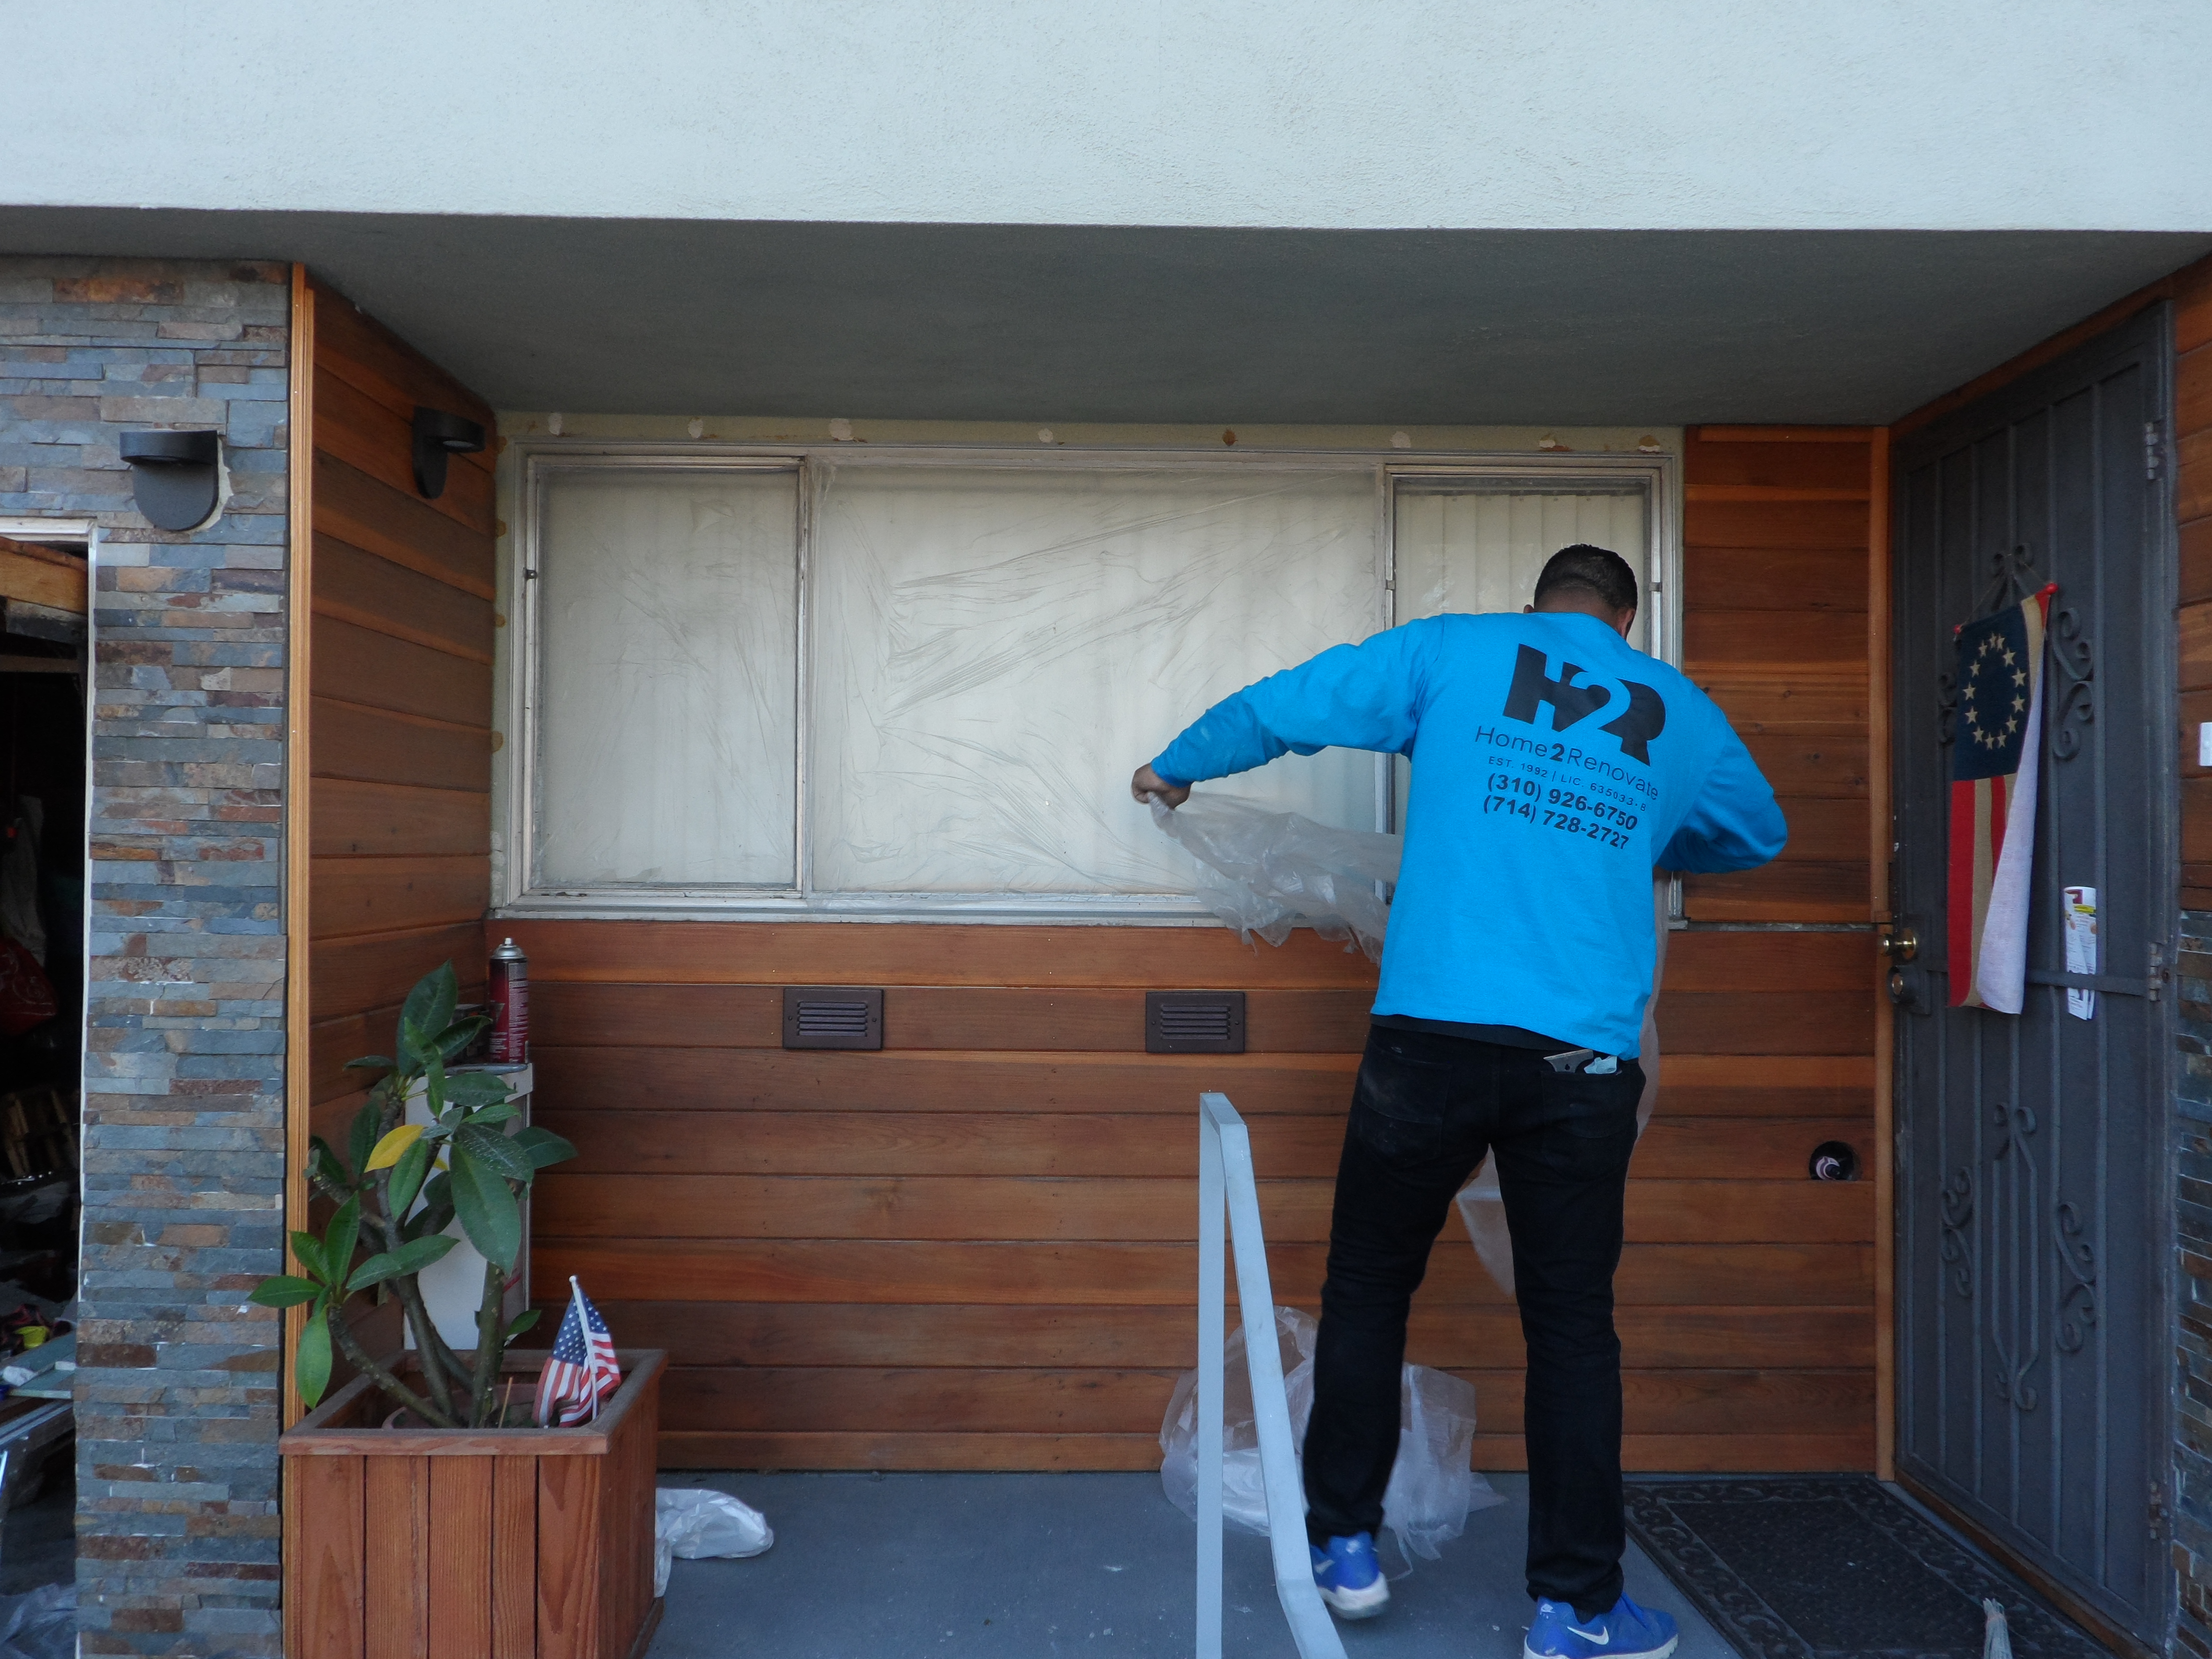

{"left": 1, "top": 256, "right": 288, "bottom": 1656}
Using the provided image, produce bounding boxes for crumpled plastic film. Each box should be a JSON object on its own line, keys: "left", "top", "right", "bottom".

{"left": 653, "top": 1487, "right": 773, "bottom": 1597}
{"left": 1158, "top": 1305, "right": 1500, "bottom": 1567}
{"left": 1150, "top": 794, "right": 1401, "bottom": 962}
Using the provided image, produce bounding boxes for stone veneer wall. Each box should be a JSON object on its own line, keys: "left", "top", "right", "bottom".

{"left": 1, "top": 256, "right": 290, "bottom": 1657}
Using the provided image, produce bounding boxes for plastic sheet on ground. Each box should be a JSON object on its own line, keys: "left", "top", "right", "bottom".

{"left": 654, "top": 1488, "right": 773, "bottom": 1598}
{"left": 0, "top": 1584, "right": 72, "bottom": 1659}
{"left": 1159, "top": 1305, "right": 1500, "bottom": 1568}
{"left": 1150, "top": 794, "right": 1401, "bottom": 962}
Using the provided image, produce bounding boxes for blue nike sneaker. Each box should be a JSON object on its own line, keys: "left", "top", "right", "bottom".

{"left": 1309, "top": 1531, "right": 1389, "bottom": 1619}
{"left": 1524, "top": 1592, "right": 1678, "bottom": 1659}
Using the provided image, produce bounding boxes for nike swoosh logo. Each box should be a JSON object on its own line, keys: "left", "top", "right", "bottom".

{"left": 1566, "top": 1626, "right": 1611, "bottom": 1646}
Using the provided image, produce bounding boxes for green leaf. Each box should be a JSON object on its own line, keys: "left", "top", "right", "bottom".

{"left": 323, "top": 1196, "right": 361, "bottom": 1286}
{"left": 420, "top": 1170, "right": 453, "bottom": 1216}
{"left": 455, "top": 1123, "right": 533, "bottom": 1184}
{"left": 297, "top": 1305, "right": 333, "bottom": 1408}
{"left": 249, "top": 1275, "right": 322, "bottom": 1309}
{"left": 343, "top": 1054, "right": 395, "bottom": 1072}
{"left": 387, "top": 1134, "right": 434, "bottom": 1220}
{"left": 503, "top": 1309, "right": 542, "bottom": 1342}
{"left": 445, "top": 1071, "right": 510, "bottom": 1106}
{"left": 289, "top": 1230, "right": 330, "bottom": 1285}
{"left": 401, "top": 963, "right": 459, "bottom": 1057}
{"left": 402, "top": 1201, "right": 456, "bottom": 1245}
{"left": 462, "top": 1104, "right": 519, "bottom": 1130}
{"left": 347, "top": 1099, "right": 381, "bottom": 1177}
{"left": 346, "top": 1232, "right": 458, "bottom": 1293}
{"left": 434, "top": 1015, "right": 492, "bottom": 1063}
{"left": 513, "top": 1126, "right": 578, "bottom": 1171}
{"left": 449, "top": 1144, "right": 522, "bottom": 1272}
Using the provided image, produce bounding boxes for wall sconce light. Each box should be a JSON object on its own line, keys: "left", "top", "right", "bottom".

{"left": 412, "top": 408, "right": 486, "bottom": 500}
{"left": 120, "top": 430, "right": 224, "bottom": 532}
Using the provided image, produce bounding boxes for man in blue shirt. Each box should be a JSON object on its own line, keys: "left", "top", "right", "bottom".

{"left": 1132, "top": 545, "right": 1784, "bottom": 1659}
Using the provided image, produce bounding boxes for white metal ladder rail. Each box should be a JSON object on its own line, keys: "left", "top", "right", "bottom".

{"left": 1198, "top": 1091, "right": 1347, "bottom": 1659}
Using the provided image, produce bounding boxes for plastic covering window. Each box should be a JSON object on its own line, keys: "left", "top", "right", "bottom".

{"left": 807, "top": 465, "right": 1382, "bottom": 894}
{"left": 533, "top": 467, "right": 799, "bottom": 887}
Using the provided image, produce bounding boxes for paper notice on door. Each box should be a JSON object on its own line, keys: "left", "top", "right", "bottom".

{"left": 2062, "top": 886, "right": 2098, "bottom": 1020}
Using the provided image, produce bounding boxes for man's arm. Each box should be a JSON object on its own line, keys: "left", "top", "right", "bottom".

{"left": 1655, "top": 724, "right": 1788, "bottom": 873}
{"left": 1132, "top": 626, "right": 1430, "bottom": 803}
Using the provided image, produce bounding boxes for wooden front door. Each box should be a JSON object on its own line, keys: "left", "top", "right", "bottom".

{"left": 1889, "top": 305, "right": 2173, "bottom": 1646}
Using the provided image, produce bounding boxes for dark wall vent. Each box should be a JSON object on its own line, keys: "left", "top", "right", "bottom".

{"left": 783, "top": 986, "right": 884, "bottom": 1050}
{"left": 1146, "top": 990, "right": 1246, "bottom": 1055}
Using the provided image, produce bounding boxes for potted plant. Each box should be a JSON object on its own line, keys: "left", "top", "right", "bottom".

{"left": 262, "top": 963, "right": 664, "bottom": 1659}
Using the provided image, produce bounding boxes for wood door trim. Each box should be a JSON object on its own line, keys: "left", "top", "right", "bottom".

{"left": 284, "top": 265, "right": 316, "bottom": 1435}
{"left": 1868, "top": 426, "right": 1897, "bottom": 1482}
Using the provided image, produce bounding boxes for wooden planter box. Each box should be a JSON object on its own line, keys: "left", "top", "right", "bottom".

{"left": 280, "top": 1349, "right": 665, "bottom": 1659}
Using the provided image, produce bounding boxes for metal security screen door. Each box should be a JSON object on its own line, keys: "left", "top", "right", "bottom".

{"left": 1890, "top": 306, "right": 2173, "bottom": 1645}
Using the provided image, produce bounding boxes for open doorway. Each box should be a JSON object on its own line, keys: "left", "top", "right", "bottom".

{"left": 0, "top": 524, "right": 92, "bottom": 1611}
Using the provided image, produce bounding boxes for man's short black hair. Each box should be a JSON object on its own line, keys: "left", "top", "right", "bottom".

{"left": 1533, "top": 543, "right": 1639, "bottom": 615}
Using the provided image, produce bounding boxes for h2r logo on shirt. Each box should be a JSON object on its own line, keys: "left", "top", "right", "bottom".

{"left": 1502, "top": 646, "right": 1667, "bottom": 765}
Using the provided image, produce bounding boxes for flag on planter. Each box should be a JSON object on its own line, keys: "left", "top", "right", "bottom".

{"left": 535, "top": 1276, "right": 623, "bottom": 1426}
{"left": 1948, "top": 585, "right": 2054, "bottom": 1012}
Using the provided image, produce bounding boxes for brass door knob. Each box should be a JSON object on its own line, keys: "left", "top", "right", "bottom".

{"left": 1881, "top": 927, "right": 1919, "bottom": 962}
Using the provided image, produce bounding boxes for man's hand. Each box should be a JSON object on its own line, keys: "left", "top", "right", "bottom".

{"left": 1130, "top": 763, "right": 1190, "bottom": 808}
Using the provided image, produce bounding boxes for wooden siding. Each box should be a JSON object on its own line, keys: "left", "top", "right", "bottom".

{"left": 293, "top": 279, "right": 496, "bottom": 1410}
{"left": 513, "top": 898, "right": 1879, "bottom": 1471}
{"left": 2172, "top": 264, "right": 2212, "bottom": 907}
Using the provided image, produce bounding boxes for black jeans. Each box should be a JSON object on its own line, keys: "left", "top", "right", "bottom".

{"left": 1301, "top": 1022, "right": 1643, "bottom": 1618}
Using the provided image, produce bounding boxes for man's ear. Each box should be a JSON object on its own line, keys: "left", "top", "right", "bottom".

{"left": 1614, "top": 607, "right": 1638, "bottom": 639}
{"left": 1522, "top": 603, "right": 1535, "bottom": 614}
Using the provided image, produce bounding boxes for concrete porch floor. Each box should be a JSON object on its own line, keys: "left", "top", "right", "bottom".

{"left": 649, "top": 1470, "right": 1736, "bottom": 1659}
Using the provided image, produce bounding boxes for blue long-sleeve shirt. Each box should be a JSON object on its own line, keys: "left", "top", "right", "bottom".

{"left": 1151, "top": 611, "right": 1786, "bottom": 1057}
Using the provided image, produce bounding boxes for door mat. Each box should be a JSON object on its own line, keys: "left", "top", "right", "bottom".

{"left": 1622, "top": 1477, "right": 2106, "bottom": 1659}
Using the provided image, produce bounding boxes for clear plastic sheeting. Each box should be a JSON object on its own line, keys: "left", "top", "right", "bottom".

{"left": 1160, "top": 1305, "right": 1500, "bottom": 1566}
{"left": 535, "top": 467, "right": 800, "bottom": 888}
{"left": 0, "top": 1585, "right": 72, "bottom": 1659}
{"left": 1150, "top": 793, "right": 1400, "bottom": 962}
{"left": 653, "top": 1487, "right": 773, "bottom": 1597}
{"left": 808, "top": 465, "right": 1380, "bottom": 893}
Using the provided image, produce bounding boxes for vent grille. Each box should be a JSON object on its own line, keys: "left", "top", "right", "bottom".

{"left": 1145, "top": 990, "right": 1246, "bottom": 1055}
{"left": 783, "top": 986, "right": 884, "bottom": 1050}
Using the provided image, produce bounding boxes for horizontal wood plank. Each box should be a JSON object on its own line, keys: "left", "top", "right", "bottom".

{"left": 313, "top": 533, "right": 496, "bottom": 663}
{"left": 1657, "top": 929, "right": 1869, "bottom": 991}
{"left": 1656, "top": 990, "right": 1875, "bottom": 1053}
{"left": 314, "top": 367, "right": 494, "bottom": 538}
{"left": 312, "top": 922, "right": 489, "bottom": 1022}
{"left": 313, "top": 614, "right": 492, "bottom": 728}
{"left": 1686, "top": 611, "right": 1868, "bottom": 672}
{"left": 580, "top": 1301, "right": 1876, "bottom": 1372}
{"left": 1739, "top": 736, "right": 1870, "bottom": 799}
{"left": 493, "top": 919, "right": 1382, "bottom": 989}
{"left": 312, "top": 778, "right": 488, "bottom": 860}
{"left": 312, "top": 282, "right": 496, "bottom": 436}
{"left": 311, "top": 855, "right": 487, "bottom": 942}
{"left": 1700, "top": 677, "right": 1869, "bottom": 732}
{"left": 534, "top": 1238, "right": 1872, "bottom": 1307}
{"left": 314, "top": 697, "right": 494, "bottom": 793}
{"left": 1682, "top": 549, "right": 1864, "bottom": 613}
{"left": 650, "top": 1428, "right": 1872, "bottom": 1473}
{"left": 1681, "top": 439, "right": 1874, "bottom": 491}
{"left": 1684, "top": 500, "right": 1871, "bottom": 551}
{"left": 312, "top": 452, "right": 495, "bottom": 601}
{"left": 654, "top": 1363, "right": 1869, "bottom": 1438}
{"left": 1681, "top": 864, "right": 1872, "bottom": 923}
{"left": 533, "top": 1173, "right": 1872, "bottom": 1244}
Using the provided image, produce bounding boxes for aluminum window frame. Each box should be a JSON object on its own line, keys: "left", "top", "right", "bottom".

{"left": 497, "top": 440, "right": 1680, "bottom": 921}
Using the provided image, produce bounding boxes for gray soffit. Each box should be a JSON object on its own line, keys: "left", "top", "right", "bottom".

{"left": 2, "top": 210, "right": 2206, "bottom": 425}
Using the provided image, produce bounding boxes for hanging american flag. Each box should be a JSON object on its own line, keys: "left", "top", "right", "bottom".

{"left": 1948, "top": 585, "right": 2054, "bottom": 1012}
{"left": 534, "top": 1277, "right": 623, "bottom": 1427}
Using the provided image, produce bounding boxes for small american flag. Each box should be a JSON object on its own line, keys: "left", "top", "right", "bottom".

{"left": 534, "top": 1277, "right": 623, "bottom": 1427}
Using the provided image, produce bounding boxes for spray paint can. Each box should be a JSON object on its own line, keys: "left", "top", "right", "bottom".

{"left": 489, "top": 938, "right": 529, "bottom": 1064}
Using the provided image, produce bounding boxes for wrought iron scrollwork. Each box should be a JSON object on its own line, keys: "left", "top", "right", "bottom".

{"left": 2048, "top": 607, "right": 2095, "bottom": 760}
{"left": 1988, "top": 1102, "right": 2042, "bottom": 1413}
{"left": 2053, "top": 1200, "right": 2098, "bottom": 1353}
{"left": 1939, "top": 1166, "right": 1973, "bottom": 1297}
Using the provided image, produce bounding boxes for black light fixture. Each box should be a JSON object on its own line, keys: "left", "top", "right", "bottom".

{"left": 412, "top": 407, "right": 486, "bottom": 500}
{"left": 120, "top": 430, "right": 222, "bottom": 531}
